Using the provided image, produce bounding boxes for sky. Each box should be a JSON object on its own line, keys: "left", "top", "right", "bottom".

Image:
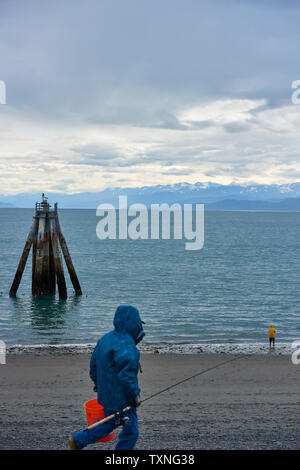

{"left": 0, "top": 0, "right": 300, "bottom": 195}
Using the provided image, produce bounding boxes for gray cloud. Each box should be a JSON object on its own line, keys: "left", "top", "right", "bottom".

{"left": 2, "top": 0, "right": 299, "bottom": 118}
{"left": 1, "top": 0, "right": 300, "bottom": 193}
{"left": 223, "top": 122, "right": 251, "bottom": 133}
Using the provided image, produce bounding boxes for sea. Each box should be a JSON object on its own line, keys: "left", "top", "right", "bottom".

{"left": 0, "top": 208, "right": 299, "bottom": 355}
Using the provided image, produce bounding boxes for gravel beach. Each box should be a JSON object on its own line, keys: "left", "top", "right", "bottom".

{"left": 0, "top": 353, "right": 299, "bottom": 450}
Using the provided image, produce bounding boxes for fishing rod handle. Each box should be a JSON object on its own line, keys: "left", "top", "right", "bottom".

{"left": 86, "top": 405, "right": 132, "bottom": 430}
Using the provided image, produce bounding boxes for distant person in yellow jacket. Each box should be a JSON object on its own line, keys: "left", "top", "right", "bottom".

{"left": 269, "top": 324, "right": 276, "bottom": 348}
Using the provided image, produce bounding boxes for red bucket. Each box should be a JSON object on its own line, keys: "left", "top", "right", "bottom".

{"left": 84, "top": 398, "right": 116, "bottom": 442}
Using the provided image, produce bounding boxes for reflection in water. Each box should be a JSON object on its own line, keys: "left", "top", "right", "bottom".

{"left": 11, "top": 295, "right": 82, "bottom": 338}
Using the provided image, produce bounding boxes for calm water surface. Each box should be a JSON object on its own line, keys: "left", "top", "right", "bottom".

{"left": 0, "top": 209, "right": 299, "bottom": 347}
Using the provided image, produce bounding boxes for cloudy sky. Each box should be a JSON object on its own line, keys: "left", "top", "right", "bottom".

{"left": 0, "top": 0, "right": 300, "bottom": 194}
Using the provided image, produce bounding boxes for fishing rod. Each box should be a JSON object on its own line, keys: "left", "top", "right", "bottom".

{"left": 85, "top": 354, "right": 248, "bottom": 431}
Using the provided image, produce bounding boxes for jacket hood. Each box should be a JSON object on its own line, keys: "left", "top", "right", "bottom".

{"left": 113, "top": 305, "right": 145, "bottom": 344}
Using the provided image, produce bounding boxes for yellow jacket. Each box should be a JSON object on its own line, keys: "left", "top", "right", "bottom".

{"left": 269, "top": 325, "right": 276, "bottom": 338}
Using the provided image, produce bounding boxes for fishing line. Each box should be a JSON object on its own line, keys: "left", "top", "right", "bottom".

{"left": 141, "top": 354, "right": 249, "bottom": 404}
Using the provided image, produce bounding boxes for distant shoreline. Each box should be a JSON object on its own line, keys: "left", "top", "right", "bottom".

{"left": 2, "top": 182, "right": 300, "bottom": 211}
{"left": 1, "top": 206, "right": 300, "bottom": 212}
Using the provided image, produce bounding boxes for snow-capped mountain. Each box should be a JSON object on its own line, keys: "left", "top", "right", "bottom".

{"left": 1, "top": 182, "right": 300, "bottom": 209}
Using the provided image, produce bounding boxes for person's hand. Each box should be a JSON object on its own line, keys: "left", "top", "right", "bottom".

{"left": 93, "top": 385, "right": 97, "bottom": 393}
{"left": 133, "top": 395, "right": 141, "bottom": 408}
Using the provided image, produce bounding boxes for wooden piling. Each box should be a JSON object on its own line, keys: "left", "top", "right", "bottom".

{"left": 56, "top": 216, "right": 82, "bottom": 296}
{"left": 9, "top": 217, "right": 39, "bottom": 296}
{"left": 33, "top": 216, "right": 49, "bottom": 296}
{"left": 10, "top": 195, "right": 82, "bottom": 299}
{"left": 48, "top": 226, "right": 56, "bottom": 295}
{"left": 49, "top": 217, "right": 67, "bottom": 299}
{"left": 32, "top": 225, "right": 37, "bottom": 294}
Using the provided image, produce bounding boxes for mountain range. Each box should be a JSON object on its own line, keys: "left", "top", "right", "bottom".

{"left": 1, "top": 182, "right": 300, "bottom": 210}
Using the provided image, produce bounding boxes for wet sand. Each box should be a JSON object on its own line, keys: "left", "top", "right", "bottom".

{"left": 0, "top": 353, "right": 299, "bottom": 450}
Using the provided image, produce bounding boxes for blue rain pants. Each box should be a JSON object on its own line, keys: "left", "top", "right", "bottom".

{"left": 72, "top": 407, "right": 138, "bottom": 450}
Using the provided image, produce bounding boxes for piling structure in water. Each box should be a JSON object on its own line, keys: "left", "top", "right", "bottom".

{"left": 9, "top": 194, "right": 82, "bottom": 299}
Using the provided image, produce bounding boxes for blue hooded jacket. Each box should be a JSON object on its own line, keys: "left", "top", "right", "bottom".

{"left": 90, "top": 305, "right": 145, "bottom": 411}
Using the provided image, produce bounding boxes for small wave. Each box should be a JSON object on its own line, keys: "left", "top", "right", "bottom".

{"left": 139, "top": 342, "right": 292, "bottom": 355}
{"left": 7, "top": 341, "right": 293, "bottom": 355}
{"left": 7, "top": 343, "right": 97, "bottom": 355}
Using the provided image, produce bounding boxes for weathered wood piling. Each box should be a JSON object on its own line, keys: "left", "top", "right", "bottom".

{"left": 9, "top": 194, "right": 82, "bottom": 299}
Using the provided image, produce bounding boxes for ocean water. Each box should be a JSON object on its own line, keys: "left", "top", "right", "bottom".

{"left": 0, "top": 208, "right": 299, "bottom": 353}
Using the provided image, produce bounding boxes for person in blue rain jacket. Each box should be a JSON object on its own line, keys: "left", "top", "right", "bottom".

{"left": 68, "top": 305, "right": 145, "bottom": 450}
